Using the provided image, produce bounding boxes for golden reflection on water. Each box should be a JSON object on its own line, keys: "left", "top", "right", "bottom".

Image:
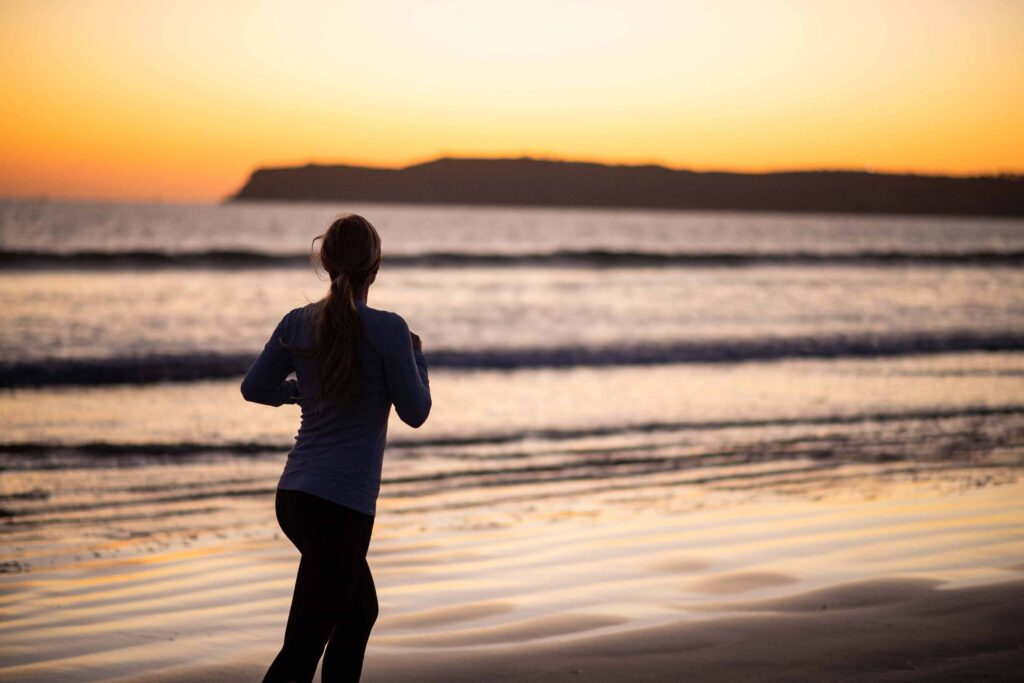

{"left": 2, "top": 352, "right": 1023, "bottom": 445}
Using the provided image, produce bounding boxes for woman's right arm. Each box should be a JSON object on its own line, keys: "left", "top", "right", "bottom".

{"left": 383, "top": 313, "right": 432, "bottom": 428}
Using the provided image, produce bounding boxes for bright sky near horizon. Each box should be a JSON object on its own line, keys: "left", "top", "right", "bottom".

{"left": 1, "top": 0, "right": 1022, "bottom": 202}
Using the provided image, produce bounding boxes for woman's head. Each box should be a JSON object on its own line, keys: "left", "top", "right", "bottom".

{"left": 305, "top": 214, "right": 382, "bottom": 412}
{"left": 315, "top": 214, "right": 382, "bottom": 295}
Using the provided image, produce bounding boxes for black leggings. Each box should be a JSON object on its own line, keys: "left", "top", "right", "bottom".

{"left": 264, "top": 488, "right": 377, "bottom": 683}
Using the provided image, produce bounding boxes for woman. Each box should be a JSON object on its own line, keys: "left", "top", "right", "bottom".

{"left": 241, "top": 214, "right": 431, "bottom": 682}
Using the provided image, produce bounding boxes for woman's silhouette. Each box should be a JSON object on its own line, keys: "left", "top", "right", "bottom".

{"left": 241, "top": 214, "right": 431, "bottom": 682}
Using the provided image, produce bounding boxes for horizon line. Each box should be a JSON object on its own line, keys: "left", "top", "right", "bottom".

{"left": 3, "top": 154, "right": 1022, "bottom": 205}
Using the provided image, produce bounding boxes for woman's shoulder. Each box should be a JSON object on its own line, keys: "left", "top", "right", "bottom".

{"left": 357, "top": 302, "right": 410, "bottom": 341}
{"left": 356, "top": 303, "right": 411, "bottom": 356}
{"left": 283, "top": 303, "right": 315, "bottom": 327}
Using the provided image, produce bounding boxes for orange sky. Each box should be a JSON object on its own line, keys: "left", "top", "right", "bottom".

{"left": 2, "top": 0, "right": 1022, "bottom": 202}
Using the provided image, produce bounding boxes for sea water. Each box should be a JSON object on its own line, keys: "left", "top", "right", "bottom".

{"left": 1, "top": 199, "right": 1022, "bottom": 569}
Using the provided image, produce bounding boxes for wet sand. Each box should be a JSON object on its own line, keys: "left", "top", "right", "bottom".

{"left": 2, "top": 465, "right": 1022, "bottom": 682}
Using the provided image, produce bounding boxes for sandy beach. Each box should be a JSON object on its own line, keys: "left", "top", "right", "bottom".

{"left": 3, "top": 451, "right": 1022, "bottom": 682}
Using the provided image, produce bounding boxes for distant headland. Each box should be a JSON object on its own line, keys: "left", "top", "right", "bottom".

{"left": 229, "top": 157, "right": 1024, "bottom": 216}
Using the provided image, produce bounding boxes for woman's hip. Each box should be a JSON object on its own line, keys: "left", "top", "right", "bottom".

{"left": 275, "top": 487, "right": 375, "bottom": 556}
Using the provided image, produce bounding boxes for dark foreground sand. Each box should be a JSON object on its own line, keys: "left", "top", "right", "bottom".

{"left": 126, "top": 578, "right": 1024, "bottom": 682}
{"left": 3, "top": 464, "right": 1022, "bottom": 682}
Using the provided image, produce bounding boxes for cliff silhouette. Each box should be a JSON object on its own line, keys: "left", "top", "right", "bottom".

{"left": 229, "top": 157, "right": 1024, "bottom": 216}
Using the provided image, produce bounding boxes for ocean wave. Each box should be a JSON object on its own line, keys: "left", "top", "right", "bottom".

{"left": 3, "top": 404, "right": 1022, "bottom": 468}
{"left": 2, "top": 330, "right": 1023, "bottom": 387}
{"left": 2, "top": 248, "right": 1023, "bottom": 270}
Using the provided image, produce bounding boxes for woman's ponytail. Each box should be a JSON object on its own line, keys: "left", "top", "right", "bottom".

{"left": 291, "top": 215, "right": 382, "bottom": 413}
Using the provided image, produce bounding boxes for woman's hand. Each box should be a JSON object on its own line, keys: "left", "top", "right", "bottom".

{"left": 410, "top": 331, "right": 422, "bottom": 352}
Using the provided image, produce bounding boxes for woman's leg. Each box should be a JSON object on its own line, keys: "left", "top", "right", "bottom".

{"left": 321, "top": 558, "right": 379, "bottom": 682}
{"left": 264, "top": 490, "right": 374, "bottom": 683}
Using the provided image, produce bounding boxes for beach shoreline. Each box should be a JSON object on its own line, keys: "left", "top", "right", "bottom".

{"left": 3, "top": 466, "right": 1022, "bottom": 682}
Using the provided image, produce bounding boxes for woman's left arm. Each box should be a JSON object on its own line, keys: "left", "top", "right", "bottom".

{"left": 241, "top": 310, "right": 301, "bottom": 407}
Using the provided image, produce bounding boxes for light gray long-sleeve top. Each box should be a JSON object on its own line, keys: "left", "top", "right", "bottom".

{"left": 240, "top": 300, "right": 431, "bottom": 515}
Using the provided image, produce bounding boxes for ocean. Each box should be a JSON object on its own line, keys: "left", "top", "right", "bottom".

{"left": 1, "top": 199, "right": 1023, "bottom": 571}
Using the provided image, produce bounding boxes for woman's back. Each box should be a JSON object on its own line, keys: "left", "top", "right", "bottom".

{"left": 241, "top": 299, "right": 431, "bottom": 516}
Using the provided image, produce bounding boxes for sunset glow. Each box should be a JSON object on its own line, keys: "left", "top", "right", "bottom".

{"left": 2, "top": 0, "right": 1022, "bottom": 201}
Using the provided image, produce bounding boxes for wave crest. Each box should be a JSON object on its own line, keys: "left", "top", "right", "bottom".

{"left": 2, "top": 330, "right": 1023, "bottom": 388}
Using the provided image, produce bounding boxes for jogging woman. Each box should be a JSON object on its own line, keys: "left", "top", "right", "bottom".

{"left": 241, "top": 214, "right": 431, "bottom": 682}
